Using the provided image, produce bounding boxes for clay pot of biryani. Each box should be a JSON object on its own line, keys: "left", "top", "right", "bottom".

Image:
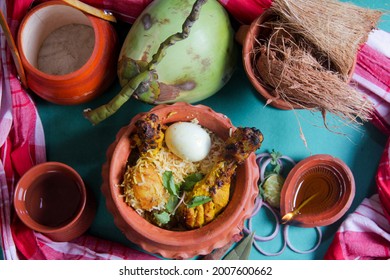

{"left": 101, "top": 102, "right": 264, "bottom": 259}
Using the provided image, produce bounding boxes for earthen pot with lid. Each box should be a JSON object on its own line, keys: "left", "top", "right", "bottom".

{"left": 101, "top": 102, "right": 261, "bottom": 259}
{"left": 16, "top": 1, "right": 118, "bottom": 105}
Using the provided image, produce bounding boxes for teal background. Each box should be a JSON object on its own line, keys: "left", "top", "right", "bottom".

{"left": 2, "top": 0, "right": 389, "bottom": 260}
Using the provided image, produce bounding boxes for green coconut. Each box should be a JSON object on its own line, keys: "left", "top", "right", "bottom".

{"left": 84, "top": 0, "right": 236, "bottom": 125}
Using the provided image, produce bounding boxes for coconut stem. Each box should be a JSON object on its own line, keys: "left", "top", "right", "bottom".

{"left": 84, "top": 0, "right": 208, "bottom": 125}
{"left": 149, "top": 0, "right": 207, "bottom": 70}
{"left": 83, "top": 71, "right": 149, "bottom": 125}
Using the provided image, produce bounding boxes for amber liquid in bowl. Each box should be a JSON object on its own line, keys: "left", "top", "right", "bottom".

{"left": 25, "top": 171, "right": 82, "bottom": 228}
{"left": 292, "top": 165, "right": 345, "bottom": 216}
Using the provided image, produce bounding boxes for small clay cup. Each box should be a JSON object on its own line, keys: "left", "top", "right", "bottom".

{"left": 17, "top": 1, "right": 118, "bottom": 105}
{"left": 101, "top": 102, "right": 260, "bottom": 259}
{"left": 280, "top": 154, "right": 355, "bottom": 227}
{"left": 14, "top": 162, "right": 96, "bottom": 242}
{"left": 239, "top": 10, "right": 356, "bottom": 110}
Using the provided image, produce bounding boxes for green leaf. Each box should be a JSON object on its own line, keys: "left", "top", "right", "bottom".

{"left": 187, "top": 196, "right": 212, "bottom": 208}
{"left": 162, "top": 171, "right": 171, "bottom": 188}
{"left": 165, "top": 195, "right": 179, "bottom": 213}
{"left": 181, "top": 173, "right": 204, "bottom": 191}
{"left": 269, "top": 150, "right": 282, "bottom": 174}
{"left": 154, "top": 211, "right": 171, "bottom": 225}
{"left": 223, "top": 232, "right": 254, "bottom": 260}
{"left": 162, "top": 171, "right": 178, "bottom": 196}
{"left": 270, "top": 149, "right": 282, "bottom": 163}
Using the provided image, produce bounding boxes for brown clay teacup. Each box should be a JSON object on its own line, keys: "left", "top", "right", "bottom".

{"left": 14, "top": 162, "right": 96, "bottom": 242}
{"left": 101, "top": 102, "right": 260, "bottom": 259}
{"left": 17, "top": 1, "right": 118, "bottom": 105}
{"left": 280, "top": 154, "right": 355, "bottom": 227}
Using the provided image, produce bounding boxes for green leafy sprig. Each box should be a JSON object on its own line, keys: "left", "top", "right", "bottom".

{"left": 153, "top": 171, "right": 206, "bottom": 225}
{"left": 267, "top": 149, "right": 283, "bottom": 176}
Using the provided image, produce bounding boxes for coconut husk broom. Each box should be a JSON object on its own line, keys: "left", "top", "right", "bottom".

{"left": 270, "top": 0, "right": 383, "bottom": 78}
{"left": 256, "top": 33, "right": 373, "bottom": 123}
{"left": 253, "top": 0, "right": 382, "bottom": 125}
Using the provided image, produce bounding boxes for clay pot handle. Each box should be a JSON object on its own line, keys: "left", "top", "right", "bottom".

{"left": 61, "top": 0, "right": 117, "bottom": 23}
{"left": 0, "top": 10, "right": 28, "bottom": 88}
{"left": 235, "top": 25, "right": 250, "bottom": 46}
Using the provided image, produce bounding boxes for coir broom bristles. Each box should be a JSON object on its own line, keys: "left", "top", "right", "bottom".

{"left": 255, "top": 27, "right": 374, "bottom": 124}
{"left": 270, "top": 0, "right": 382, "bottom": 78}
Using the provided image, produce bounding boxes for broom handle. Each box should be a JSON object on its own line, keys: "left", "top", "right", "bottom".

{"left": 0, "top": 10, "right": 28, "bottom": 88}
{"left": 61, "top": 0, "right": 117, "bottom": 22}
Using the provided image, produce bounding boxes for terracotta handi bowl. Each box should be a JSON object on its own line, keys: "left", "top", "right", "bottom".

{"left": 14, "top": 162, "right": 96, "bottom": 242}
{"left": 17, "top": 1, "right": 118, "bottom": 105}
{"left": 241, "top": 11, "right": 294, "bottom": 110}
{"left": 101, "top": 102, "right": 260, "bottom": 259}
{"left": 280, "top": 154, "right": 355, "bottom": 227}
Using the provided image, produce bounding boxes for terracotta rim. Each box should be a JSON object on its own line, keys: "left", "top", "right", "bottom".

{"left": 17, "top": 1, "right": 99, "bottom": 81}
{"left": 16, "top": 1, "right": 117, "bottom": 104}
{"left": 101, "top": 102, "right": 260, "bottom": 259}
{"left": 14, "top": 162, "right": 87, "bottom": 233}
{"left": 280, "top": 154, "right": 355, "bottom": 227}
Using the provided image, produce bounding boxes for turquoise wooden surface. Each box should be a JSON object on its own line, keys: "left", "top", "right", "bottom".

{"left": 30, "top": 0, "right": 389, "bottom": 260}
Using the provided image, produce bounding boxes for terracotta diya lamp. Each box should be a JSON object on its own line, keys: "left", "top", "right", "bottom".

{"left": 280, "top": 154, "right": 355, "bottom": 227}
{"left": 14, "top": 162, "right": 96, "bottom": 242}
{"left": 16, "top": 1, "right": 118, "bottom": 105}
{"left": 101, "top": 102, "right": 260, "bottom": 259}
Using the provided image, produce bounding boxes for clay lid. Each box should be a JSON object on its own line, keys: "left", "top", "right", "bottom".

{"left": 280, "top": 154, "right": 355, "bottom": 227}
{"left": 101, "top": 102, "right": 260, "bottom": 259}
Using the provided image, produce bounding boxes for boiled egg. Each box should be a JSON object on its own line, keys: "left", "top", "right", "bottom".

{"left": 165, "top": 122, "right": 211, "bottom": 162}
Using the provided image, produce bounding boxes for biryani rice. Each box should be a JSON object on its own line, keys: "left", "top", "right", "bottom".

{"left": 120, "top": 124, "right": 225, "bottom": 215}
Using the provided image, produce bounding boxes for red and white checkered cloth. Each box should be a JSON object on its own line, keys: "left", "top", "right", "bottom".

{"left": 1, "top": 0, "right": 389, "bottom": 260}
{"left": 324, "top": 30, "right": 390, "bottom": 259}
{"left": 324, "top": 140, "right": 390, "bottom": 259}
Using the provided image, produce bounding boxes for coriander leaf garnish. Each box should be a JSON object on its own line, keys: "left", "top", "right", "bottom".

{"left": 162, "top": 171, "right": 179, "bottom": 197}
{"left": 181, "top": 173, "right": 204, "bottom": 191}
{"left": 187, "top": 195, "right": 212, "bottom": 208}
{"left": 269, "top": 149, "right": 282, "bottom": 174}
{"left": 154, "top": 211, "right": 171, "bottom": 225}
{"left": 165, "top": 195, "right": 179, "bottom": 213}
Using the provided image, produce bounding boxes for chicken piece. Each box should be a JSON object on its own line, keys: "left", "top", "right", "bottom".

{"left": 224, "top": 127, "right": 264, "bottom": 164}
{"left": 124, "top": 159, "right": 168, "bottom": 211}
{"left": 132, "top": 113, "right": 164, "bottom": 156}
{"left": 122, "top": 113, "right": 169, "bottom": 212}
{"left": 183, "top": 161, "right": 236, "bottom": 228}
{"left": 181, "top": 127, "right": 264, "bottom": 228}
